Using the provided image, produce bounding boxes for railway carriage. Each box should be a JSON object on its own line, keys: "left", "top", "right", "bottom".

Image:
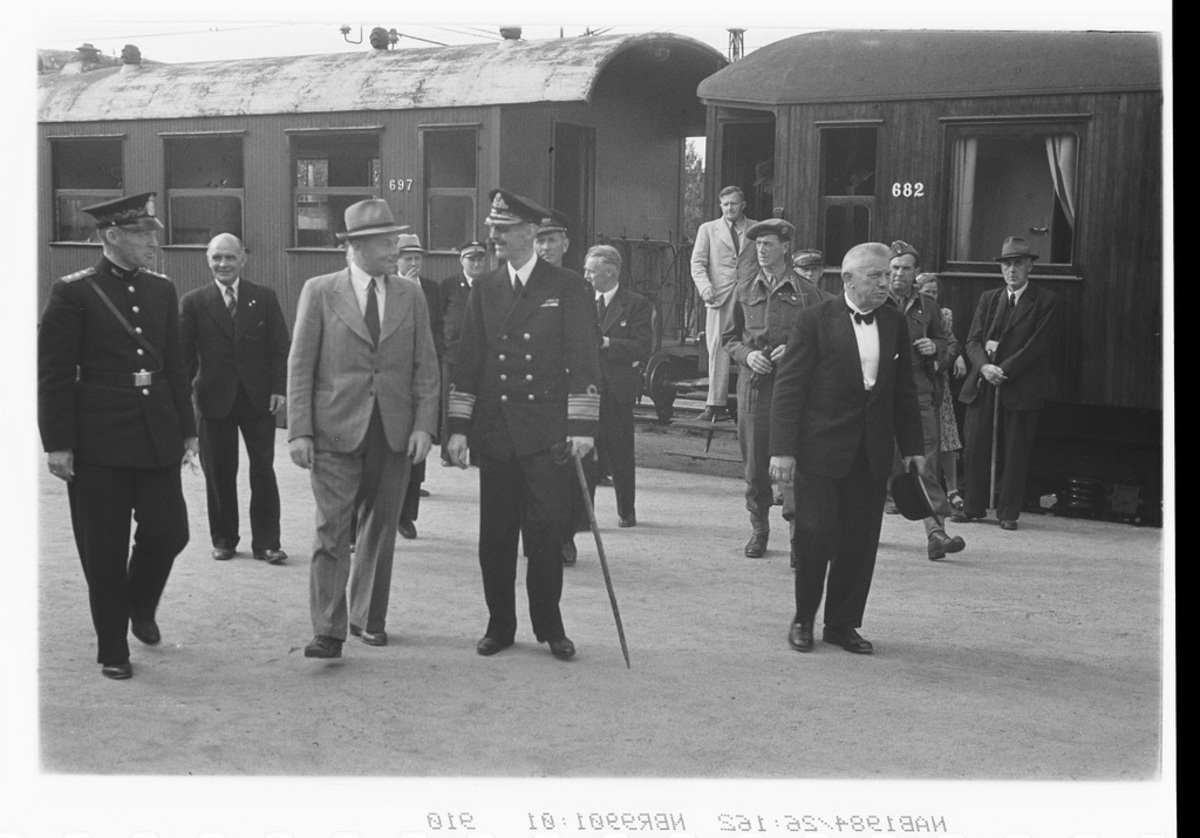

{"left": 696, "top": 30, "right": 1164, "bottom": 521}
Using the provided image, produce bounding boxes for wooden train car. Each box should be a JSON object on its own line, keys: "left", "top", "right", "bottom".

{"left": 37, "top": 32, "right": 725, "bottom": 326}
{"left": 697, "top": 30, "right": 1164, "bottom": 520}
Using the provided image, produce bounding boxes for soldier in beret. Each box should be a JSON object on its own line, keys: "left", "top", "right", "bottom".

{"left": 723, "top": 219, "right": 832, "bottom": 564}
{"left": 446, "top": 189, "right": 601, "bottom": 661}
{"left": 38, "top": 192, "right": 198, "bottom": 680}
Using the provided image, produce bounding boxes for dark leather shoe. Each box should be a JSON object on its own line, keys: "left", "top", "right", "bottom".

{"left": 822, "top": 627, "right": 873, "bottom": 654}
{"left": 349, "top": 624, "right": 388, "bottom": 646}
{"left": 211, "top": 547, "right": 235, "bottom": 561}
{"left": 696, "top": 406, "right": 726, "bottom": 422}
{"left": 745, "top": 531, "right": 768, "bottom": 558}
{"left": 130, "top": 614, "right": 160, "bottom": 646}
{"left": 549, "top": 637, "right": 576, "bottom": 660}
{"left": 476, "top": 636, "right": 513, "bottom": 656}
{"left": 788, "top": 621, "right": 814, "bottom": 652}
{"left": 253, "top": 548, "right": 288, "bottom": 564}
{"left": 597, "top": 475, "right": 614, "bottom": 487}
{"left": 562, "top": 537, "right": 577, "bottom": 566}
{"left": 1000, "top": 519, "right": 1019, "bottom": 531}
{"left": 304, "top": 635, "right": 343, "bottom": 658}
{"left": 101, "top": 661, "right": 133, "bottom": 680}
{"left": 618, "top": 514, "right": 637, "bottom": 528}
{"left": 927, "top": 530, "right": 965, "bottom": 561}
{"left": 398, "top": 517, "right": 417, "bottom": 539}
{"left": 951, "top": 511, "right": 984, "bottom": 524}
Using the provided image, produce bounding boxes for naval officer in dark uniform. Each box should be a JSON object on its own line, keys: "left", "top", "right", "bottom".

{"left": 38, "top": 192, "right": 198, "bottom": 680}
{"left": 446, "top": 189, "right": 601, "bottom": 661}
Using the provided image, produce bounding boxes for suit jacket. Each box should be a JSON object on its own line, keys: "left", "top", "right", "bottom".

{"left": 448, "top": 257, "right": 601, "bottom": 459}
{"left": 441, "top": 272, "right": 472, "bottom": 368}
{"left": 597, "top": 286, "right": 654, "bottom": 404}
{"left": 769, "top": 295, "right": 924, "bottom": 481}
{"left": 287, "top": 269, "right": 440, "bottom": 454}
{"left": 886, "top": 292, "right": 949, "bottom": 396}
{"left": 38, "top": 257, "right": 195, "bottom": 469}
{"left": 959, "top": 283, "right": 1060, "bottom": 411}
{"left": 690, "top": 215, "right": 757, "bottom": 307}
{"left": 179, "top": 279, "right": 290, "bottom": 419}
{"left": 413, "top": 274, "right": 445, "bottom": 361}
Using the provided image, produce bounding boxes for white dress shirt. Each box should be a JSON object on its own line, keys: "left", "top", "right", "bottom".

{"left": 349, "top": 261, "right": 386, "bottom": 320}
{"left": 845, "top": 294, "right": 881, "bottom": 391}
{"left": 508, "top": 253, "right": 538, "bottom": 290}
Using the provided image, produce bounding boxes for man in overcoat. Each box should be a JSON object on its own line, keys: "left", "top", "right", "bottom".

{"left": 446, "top": 189, "right": 601, "bottom": 660}
{"left": 179, "top": 233, "right": 290, "bottom": 564}
{"left": 770, "top": 242, "right": 924, "bottom": 656}
{"left": 38, "top": 192, "right": 198, "bottom": 679}
{"left": 287, "top": 199, "right": 440, "bottom": 658}
{"left": 956, "top": 237, "right": 1061, "bottom": 530}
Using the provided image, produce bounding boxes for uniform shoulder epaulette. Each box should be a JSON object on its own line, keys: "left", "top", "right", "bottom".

{"left": 140, "top": 268, "right": 170, "bottom": 280}
{"left": 60, "top": 267, "right": 97, "bottom": 284}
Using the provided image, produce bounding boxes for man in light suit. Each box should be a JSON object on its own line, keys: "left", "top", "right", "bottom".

{"left": 180, "top": 233, "right": 290, "bottom": 565}
{"left": 446, "top": 189, "right": 601, "bottom": 661}
{"left": 955, "top": 237, "right": 1061, "bottom": 531}
{"left": 584, "top": 244, "right": 653, "bottom": 529}
{"left": 288, "top": 199, "right": 441, "bottom": 659}
{"left": 690, "top": 186, "right": 756, "bottom": 421}
{"left": 770, "top": 243, "right": 924, "bottom": 656}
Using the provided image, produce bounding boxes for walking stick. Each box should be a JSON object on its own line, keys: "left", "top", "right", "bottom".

{"left": 571, "top": 453, "right": 632, "bottom": 669}
{"left": 988, "top": 382, "right": 1001, "bottom": 512}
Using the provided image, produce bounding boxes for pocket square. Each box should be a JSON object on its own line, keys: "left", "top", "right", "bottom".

{"left": 539, "top": 298, "right": 560, "bottom": 308}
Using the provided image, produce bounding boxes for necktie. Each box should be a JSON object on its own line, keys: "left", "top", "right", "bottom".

{"left": 853, "top": 310, "right": 875, "bottom": 325}
{"left": 730, "top": 223, "right": 740, "bottom": 253}
{"left": 365, "top": 277, "right": 380, "bottom": 347}
{"left": 596, "top": 295, "right": 607, "bottom": 324}
{"left": 1009, "top": 291, "right": 1017, "bottom": 308}
{"left": 225, "top": 285, "right": 237, "bottom": 321}
{"left": 511, "top": 273, "right": 522, "bottom": 298}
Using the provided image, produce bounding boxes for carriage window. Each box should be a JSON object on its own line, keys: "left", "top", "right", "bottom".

{"left": 165, "top": 136, "right": 244, "bottom": 245}
{"left": 423, "top": 127, "right": 478, "bottom": 251}
{"left": 947, "top": 128, "right": 1079, "bottom": 266}
{"left": 818, "top": 127, "right": 877, "bottom": 266}
{"left": 51, "top": 138, "right": 123, "bottom": 242}
{"left": 292, "top": 133, "right": 381, "bottom": 247}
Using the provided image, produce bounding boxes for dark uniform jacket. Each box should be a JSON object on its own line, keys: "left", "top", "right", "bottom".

{"left": 448, "top": 257, "right": 601, "bottom": 459}
{"left": 959, "top": 283, "right": 1060, "bottom": 411}
{"left": 441, "top": 272, "right": 472, "bottom": 369}
{"left": 769, "top": 295, "right": 924, "bottom": 481}
{"left": 597, "top": 286, "right": 654, "bottom": 405}
{"left": 885, "top": 292, "right": 949, "bottom": 396}
{"left": 38, "top": 257, "right": 196, "bottom": 468}
{"left": 723, "top": 267, "right": 833, "bottom": 379}
{"left": 179, "top": 279, "right": 290, "bottom": 419}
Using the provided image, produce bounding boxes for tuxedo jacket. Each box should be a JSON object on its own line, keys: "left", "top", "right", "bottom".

{"left": 448, "top": 257, "right": 601, "bottom": 459}
{"left": 690, "top": 215, "right": 757, "bottom": 307}
{"left": 287, "top": 269, "right": 440, "bottom": 453}
{"left": 959, "top": 283, "right": 1060, "bottom": 411}
{"left": 597, "top": 286, "right": 654, "bottom": 405}
{"left": 769, "top": 295, "right": 924, "bottom": 481}
{"left": 38, "top": 257, "right": 195, "bottom": 469}
{"left": 179, "top": 279, "right": 290, "bottom": 419}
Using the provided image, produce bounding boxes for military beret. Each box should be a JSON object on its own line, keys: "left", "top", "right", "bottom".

{"left": 889, "top": 239, "right": 920, "bottom": 262}
{"left": 746, "top": 218, "right": 795, "bottom": 241}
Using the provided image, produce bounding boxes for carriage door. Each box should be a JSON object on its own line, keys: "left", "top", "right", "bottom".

{"left": 551, "top": 121, "right": 596, "bottom": 275}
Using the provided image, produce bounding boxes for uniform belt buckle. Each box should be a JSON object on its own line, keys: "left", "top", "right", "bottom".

{"left": 133, "top": 370, "right": 152, "bottom": 386}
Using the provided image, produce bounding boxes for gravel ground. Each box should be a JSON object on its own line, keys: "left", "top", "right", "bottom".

{"left": 15, "top": 429, "right": 1173, "bottom": 836}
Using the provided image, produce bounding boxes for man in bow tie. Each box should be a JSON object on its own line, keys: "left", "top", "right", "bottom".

{"left": 955, "top": 237, "right": 1061, "bottom": 532}
{"left": 287, "top": 199, "right": 441, "bottom": 659}
{"left": 770, "top": 243, "right": 924, "bottom": 656}
{"left": 180, "top": 234, "right": 290, "bottom": 566}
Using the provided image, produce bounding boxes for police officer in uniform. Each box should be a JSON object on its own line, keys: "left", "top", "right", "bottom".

{"left": 446, "top": 189, "right": 601, "bottom": 661}
{"left": 38, "top": 192, "right": 198, "bottom": 680}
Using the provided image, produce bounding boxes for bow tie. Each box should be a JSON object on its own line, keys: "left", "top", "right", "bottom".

{"left": 853, "top": 310, "right": 876, "bottom": 325}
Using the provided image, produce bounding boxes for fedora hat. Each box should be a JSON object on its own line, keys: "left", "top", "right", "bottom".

{"left": 995, "top": 236, "right": 1040, "bottom": 262}
{"left": 889, "top": 462, "right": 936, "bottom": 521}
{"left": 396, "top": 233, "right": 425, "bottom": 253}
{"left": 337, "top": 199, "right": 409, "bottom": 241}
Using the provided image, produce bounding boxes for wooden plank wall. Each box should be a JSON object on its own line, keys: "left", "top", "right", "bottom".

{"left": 775, "top": 91, "right": 1163, "bottom": 411}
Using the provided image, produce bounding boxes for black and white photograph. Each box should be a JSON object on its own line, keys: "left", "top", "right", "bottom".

{"left": 10, "top": 2, "right": 1173, "bottom": 836}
